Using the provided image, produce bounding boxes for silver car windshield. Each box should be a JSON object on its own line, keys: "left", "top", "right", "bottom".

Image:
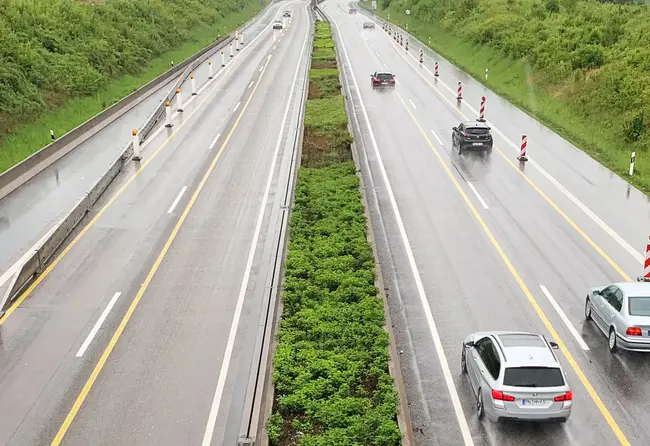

{"left": 629, "top": 296, "right": 650, "bottom": 316}
{"left": 503, "top": 367, "right": 564, "bottom": 387}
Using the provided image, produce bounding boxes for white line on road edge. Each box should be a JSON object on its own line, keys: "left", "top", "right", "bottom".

{"left": 329, "top": 14, "right": 474, "bottom": 446}
{"left": 467, "top": 182, "right": 489, "bottom": 210}
{"left": 430, "top": 129, "right": 443, "bottom": 146}
{"left": 209, "top": 133, "right": 222, "bottom": 150}
{"left": 376, "top": 20, "right": 644, "bottom": 265}
{"left": 539, "top": 285, "right": 589, "bottom": 351}
{"left": 248, "top": 81, "right": 254, "bottom": 88}
{"left": 167, "top": 186, "right": 188, "bottom": 214}
{"left": 76, "top": 292, "right": 121, "bottom": 357}
{"left": 233, "top": 101, "right": 241, "bottom": 112}
{"left": 200, "top": 10, "right": 310, "bottom": 446}
{"left": 384, "top": 63, "right": 388, "bottom": 69}
{"left": 409, "top": 99, "right": 417, "bottom": 109}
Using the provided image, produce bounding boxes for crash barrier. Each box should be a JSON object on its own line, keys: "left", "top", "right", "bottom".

{"left": 0, "top": 3, "right": 275, "bottom": 314}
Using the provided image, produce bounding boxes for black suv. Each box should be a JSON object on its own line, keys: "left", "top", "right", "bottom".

{"left": 452, "top": 121, "right": 493, "bottom": 154}
{"left": 370, "top": 71, "right": 395, "bottom": 88}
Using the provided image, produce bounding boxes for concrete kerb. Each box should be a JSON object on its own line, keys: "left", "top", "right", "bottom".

{"left": 324, "top": 4, "right": 414, "bottom": 445}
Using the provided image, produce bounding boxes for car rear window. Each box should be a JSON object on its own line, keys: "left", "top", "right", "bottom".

{"left": 377, "top": 73, "right": 393, "bottom": 80}
{"left": 503, "top": 367, "right": 565, "bottom": 387}
{"left": 629, "top": 297, "right": 650, "bottom": 316}
{"left": 466, "top": 127, "right": 490, "bottom": 135}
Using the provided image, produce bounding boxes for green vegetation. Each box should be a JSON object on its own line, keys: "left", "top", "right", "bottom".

{"left": 0, "top": 0, "right": 263, "bottom": 173}
{"left": 370, "top": 0, "right": 650, "bottom": 193}
{"left": 268, "top": 21, "right": 401, "bottom": 446}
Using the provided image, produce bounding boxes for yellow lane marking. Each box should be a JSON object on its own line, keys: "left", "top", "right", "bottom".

{"left": 0, "top": 40, "right": 259, "bottom": 327}
{"left": 50, "top": 57, "right": 272, "bottom": 446}
{"left": 383, "top": 35, "right": 633, "bottom": 283}
{"left": 392, "top": 90, "right": 630, "bottom": 445}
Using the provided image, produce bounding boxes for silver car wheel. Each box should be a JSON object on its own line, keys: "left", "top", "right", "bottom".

{"left": 585, "top": 297, "right": 592, "bottom": 320}
{"left": 608, "top": 328, "right": 618, "bottom": 352}
{"left": 461, "top": 349, "right": 467, "bottom": 374}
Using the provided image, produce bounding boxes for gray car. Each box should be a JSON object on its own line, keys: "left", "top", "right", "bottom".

{"left": 585, "top": 282, "right": 650, "bottom": 352}
{"left": 461, "top": 331, "right": 573, "bottom": 423}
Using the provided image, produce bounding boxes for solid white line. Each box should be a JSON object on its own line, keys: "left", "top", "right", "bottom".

{"left": 330, "top": 13, "right": 474, "bottom": 446}
{"left": 233, "top": 101, "right": 241, "bottom": 112}
{"left": 167, "top": 186, "right": 188, "bottom": 214}
{"left": 376, "top": 20, "right": 644, "bottom": 265}
{"left": 467, "top": 182, "right": 489, "bottom": 210}
{"left": 409, "top": 99, "right": 417, "bottom": 109}
{"left": 75, "top": 292, "right": 121, "bottom": 357}
{"left": 209, "top": 133, "right": 221, "bottom": 150}
{"left": 540, "top": 285, "right": 590, "bottom": 351}
{"left": 430, "top": 129, "right": 443, "bottom": 146}
{"left": 200, "top": 8, "right": 310, "bottom": 446}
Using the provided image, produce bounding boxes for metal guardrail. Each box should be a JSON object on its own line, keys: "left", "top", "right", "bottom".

{"left": 0, "top": 3, "right": 275, "bottom": 315}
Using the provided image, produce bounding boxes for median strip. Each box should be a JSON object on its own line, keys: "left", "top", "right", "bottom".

{"left": 266, "top": 20, "right": 402, "bottom": 445}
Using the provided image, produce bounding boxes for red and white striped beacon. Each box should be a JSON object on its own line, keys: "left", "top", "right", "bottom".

{"left": 518, "top": 134, "right": 528, "bottom": 162}
{"left": 478, "top": 96, "right": 486, "bottom": 121}
{"left": 434, "top": 61, "right": 439, "bottom": 77}
{"left": 638, "top": 236, "right": 650, "bottom": 282}
{"left": 457, "top": 81, "right": 463, "bottom": 100}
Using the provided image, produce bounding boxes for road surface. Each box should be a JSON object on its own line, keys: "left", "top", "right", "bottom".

{"left": 0, "top": 0, "right": 290, "bottom": 291}
{"left": 0, "top": 1, "right": 309, "bottom": 444}
{"left": 323, "top": 1, "right": 650, "bottom": 444}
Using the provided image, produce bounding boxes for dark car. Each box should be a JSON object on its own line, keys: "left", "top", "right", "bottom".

{"left": 452, "top": 121, "right": 493, "bottom": 154}
{"left": 349, "top": 8, "right": 357, "bottom": 14}
{"left": 273, "top": 21, "right": 283, "bottom": 30}
{"left": 283, "top": 10, "right": 291, "bottom": 17}
{"left": 363, "top": 22, "right": 375, "bottom": 29}
{"left": 370, "top": 71, "right": 395, "bottom": 88}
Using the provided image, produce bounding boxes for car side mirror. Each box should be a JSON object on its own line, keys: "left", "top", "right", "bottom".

{"left": 370, "top": 74, "right": 374, "bottom": 77}
{"left": 593, "top": 289, "right": 600, "bottom": 296}
{"left": 452, "top": 127, "right": 458, "bottom": 132}
{"left": 549, "top": 341, "right": 559, "bottom": 349}
{"left": 463, "top": 341, "right": 474, "bottom": 348}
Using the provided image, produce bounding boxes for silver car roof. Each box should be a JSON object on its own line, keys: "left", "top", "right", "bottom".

{"left": 471, "top": 331, "right": 560, "bottom": 369}
{"left": 610, "top": 282, "right": 650, "bottom": 297}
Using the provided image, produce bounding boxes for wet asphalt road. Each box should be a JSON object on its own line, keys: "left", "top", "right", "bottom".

{"left": 0, "top": 1, "right": 309, "bottom": 444}
{"left": 0, "top": 1, "right": 286, "bottom": 285}
{"left": 323, "top": 1, "right": 650, "bottom": 445}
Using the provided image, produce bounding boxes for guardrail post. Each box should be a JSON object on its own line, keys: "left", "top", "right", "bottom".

{"left": 165, "top": 101, "right": 173, "bottom": 128}
{"left": 208, "top": 61, "right": 213, "bottom": 79}
{"left": 221, "top": 50, "right": 226, "bottom": 67}
{"left": 191, "top": 73, "right": 197, "bottom": 96}
{"left": 176, "top": 88, "right": 184, "bottom": 112}
{"left": 132, "top": 129, "right": 141, "bottom": 161}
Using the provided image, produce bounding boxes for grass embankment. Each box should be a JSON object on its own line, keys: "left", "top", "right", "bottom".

{"left": 0, "top": 0, "right": 263, "bottom": 173}
{"left": 370, "top": 0, "right": 650, "bottom": 193}
{"left": 267, "top": 21, "right": 401, "bottom": 445}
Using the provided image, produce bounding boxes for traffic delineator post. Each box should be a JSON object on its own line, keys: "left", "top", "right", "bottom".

{"left": 165, "top": 101, "right": 173, "bottom": 128}
{"left": 457, "top": 81, "right": 463, "bottom": 100}
{"left": 434, "top": 61, "right": 439, "bottom": 77}
{"left": 132, "top": 129, "right": 141, "bottom": 161}
{"left": 208, "top": 61, "right": 213, "bottom": 79}
{"left": 478, "top": 96, "right": 486, "bottom": 121}
{"left": 638, "top": 236, "right": 650, "bottom": 282}
{"left": 518, "top": 134, "right": 528, "bottom": 162}
{"left": 176, "top": 88, "right": 184, "bottom": 112}
{"left": 190, "top": 73, "right": 197, "bottom": 96}
{"left": 221, "top": 51, "right": 225, "bottom": 67}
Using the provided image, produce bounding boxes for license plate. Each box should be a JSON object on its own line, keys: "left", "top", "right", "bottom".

{"left": 472, "top": 142, "right": 482, "bottom": 146}
{"left": 523, "top": 399, "right": 546, "bottom": 406}
{"left": 382, "top": 81, "right": 387, "bottom": 84}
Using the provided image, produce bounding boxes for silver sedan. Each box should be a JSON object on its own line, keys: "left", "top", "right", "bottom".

{"left": 585, "top": 282, "right": 650, "bottom": 352}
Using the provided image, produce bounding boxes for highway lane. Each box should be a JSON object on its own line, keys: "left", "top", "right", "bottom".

{"left": 0, "top": 0, "right": 288, "bottom": 293}
{"left": 325, "top": 1, "right": 650, "bottom": 444}
{"left": 0, "top": 2, "right": 307, "bottom": 444}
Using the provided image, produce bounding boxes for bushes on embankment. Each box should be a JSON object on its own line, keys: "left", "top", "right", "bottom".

{"left": 267, "top": 21, "right": 401, "bottom": 445}
{"left": 374, "top": 0, "right": 650, "bottom": 192}
{"left": 0, "top": 0, "right": 260, "bottom": 172}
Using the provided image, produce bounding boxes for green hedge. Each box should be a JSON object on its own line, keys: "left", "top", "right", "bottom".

{"left": 268, "top": 21, "right": 401, "bottom": 446}
{"left": 372, "top": 0, "right": 650, "bottom": 193}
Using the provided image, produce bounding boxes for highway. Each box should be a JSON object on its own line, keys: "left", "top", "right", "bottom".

{"left": 0, "top": 1, "right": 309, "bottom": 444}
{"left": 0, "top": 1, "right": 286, "bottom": 293}
{"left": 323, "top": 1, "right": 650, "bottom": 445}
